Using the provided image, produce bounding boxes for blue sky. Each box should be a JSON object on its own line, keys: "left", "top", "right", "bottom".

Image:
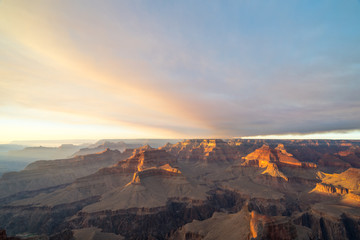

{"left": 0, "top": 0, "right": 359, "bottom": 142}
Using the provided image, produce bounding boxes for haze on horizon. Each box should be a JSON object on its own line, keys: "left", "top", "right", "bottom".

{"left": 1, "top": 0, "right": 360, "bottom": 143}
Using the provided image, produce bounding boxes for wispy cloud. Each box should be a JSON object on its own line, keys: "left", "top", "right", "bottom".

{"left": 0, "top": 0, "right": 359, "bottom": 141}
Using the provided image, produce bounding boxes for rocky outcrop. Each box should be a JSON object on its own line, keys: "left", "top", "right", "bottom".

{"left": 162, "top": 139, "right": 241, "bottom": 164}
{"left": 243, "top": 144, "right": 310, "bottom": 168}
{"left": 316, "top": 168, "right": 360, "bottom": 194}
{"left": 311, "top": 168, "right": 360, "bottom": 203}
{"left": 242, "top": 144, "right": 317, "bottom": 181}
{"left": 130, "top": 165, "right": 181, "bottom": 184}
{"left": 98, "top": 148, "right": 176, "bottom": 175}
{"left": 312, "top": 183, "right": 349, "bottom": 195}
{"left": 261, "top": 162, "right": 288, "bottom": 181}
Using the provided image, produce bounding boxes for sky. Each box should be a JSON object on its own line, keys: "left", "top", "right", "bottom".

{"left": 0, "top": 0, "right": 360, "bottom": 143}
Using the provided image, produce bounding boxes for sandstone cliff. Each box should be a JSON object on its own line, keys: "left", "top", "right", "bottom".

{"left": 241, "top": 144, "right": 316, "bottom": 181}
{"left": 162, "top": 139, "right": 241, "bottom": 164}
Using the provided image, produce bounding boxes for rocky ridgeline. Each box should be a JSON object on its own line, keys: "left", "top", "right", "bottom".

{"left": 241, "top": 144, "right": 317, "bottom": 181}
{"left": 311, "top": 168, "right": 360, "bottom": 202}
{"left": 313, "top": 183, "right": 349, "bottom": 195}
{"left": 242, "top": 144, "right": 316, "bottom": 168}
{"left": 97, "top": 148, "right": 177, "bottom": 175}
{"left": 161, "top": 139, "right": 241, "bottom": 163}
{"left": 130, "top": 164, "right": 182, "bottom": 184}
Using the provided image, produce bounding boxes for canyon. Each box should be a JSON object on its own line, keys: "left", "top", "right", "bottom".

{"left": 0, "top": 139, "right": 359, "bottom": 240}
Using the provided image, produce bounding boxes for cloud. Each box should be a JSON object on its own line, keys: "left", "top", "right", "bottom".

{"left": 0, "top": 0, "right": 359, "bottom": 140}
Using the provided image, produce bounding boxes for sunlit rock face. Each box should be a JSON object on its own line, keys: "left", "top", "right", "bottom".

{"left": 250, "top": 211, "right": 299, "bottom": 240}
{"left": 241, "top": 144, "right": 317, "bottom": 181}
{"left": 312, "top": 183, "right": 349, "bottom": 195}
{"left": 99, "top": 148, "right": 177, "bottom": 174}
{"left": 129, "top": 164, "right": 182, "bottom": 185}
{"left": 243, "top": 144, "right": 310, "bottom": 167}
{"left": 161, "top": 139, "right": 241, "bottom": 164}
{"left": 311, "top": 168, "right": 360, "bottom": 204}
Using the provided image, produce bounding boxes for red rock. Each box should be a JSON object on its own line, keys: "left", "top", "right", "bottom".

{"left": 161, "top": 139, "right": 241, "bottom": 163}
{"left": 318, "top": 153, "right": 351, "bottom": 168}
{"left": 243, "top": 144, "right": 314, "bottom": 168}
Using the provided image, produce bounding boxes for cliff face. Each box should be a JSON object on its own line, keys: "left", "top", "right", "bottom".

{"left": 311, "top": 168, "right": 360, "bottom": 203}
{"left": 316, "top": 168, "right": 360, "bottom": 193}
{"left": 162, "top": 139, "right": 241, "bottom": 164}
{"left": 170, "top": 206, "right": 305, "bottom": 240}
{"left": 170, "top": 207, "right": 251, "bottom": 240}
{"left": 228, "top": 139, "right": 360, "bottom": 168}
{"left": 241, "top": 144, "right": 317, "bottom": 182}
{"left": 312, "top": 183, "right": 349, "bottom": 195}
{"left": 243, "top": 144, "right": 314, "bottom": 168}
{"left": 70, "top": 190, "right": 246, "bottom": 240}
{"left": 294, "top": 211, "right": 360, "bottom": 240}
{"left": 97, "top": 148, "right": 177, "bottom": 175}
{"left": 250, "top": 211, "right": 298, "bottom": 240}
{"left": 130, "top": 164, "right": 182, "bottom": 184}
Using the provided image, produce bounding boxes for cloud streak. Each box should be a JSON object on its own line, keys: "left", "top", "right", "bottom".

{"left": 0, "top": 0, "right": 359, "bottom": 141}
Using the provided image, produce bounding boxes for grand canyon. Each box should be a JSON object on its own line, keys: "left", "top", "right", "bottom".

{"left": 0, "top": 139, "right": 359, "bottom": 239}
{"left": 1, "top": 1, "right": 359, "bottom": 239}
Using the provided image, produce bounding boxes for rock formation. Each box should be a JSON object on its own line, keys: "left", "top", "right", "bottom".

{"left": 242, "top": 144, "right": 307, "bottom": 167}
{"left": 312, "top": 183, "right": 349, "bottom": 195}
{"left": 311, "top": 168, "right": 360, "bottom": 204}
{"left": 0, "top": 139, "right": 359, "bottom": 239}
{"left": 336, "top": 146, "right": 360, "bottom": 168}
{"left": 162, "top": 139, "right": 241, "bottom": 164}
